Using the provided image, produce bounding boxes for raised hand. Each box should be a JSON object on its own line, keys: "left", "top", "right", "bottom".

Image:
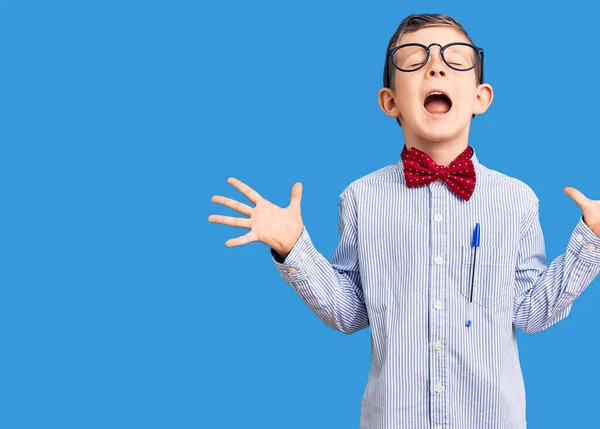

{"left": 564, "top": 186, "right": 600, "bottom": 237}
{"left": 208, "top": 177, "right": 305, "bottom": 259}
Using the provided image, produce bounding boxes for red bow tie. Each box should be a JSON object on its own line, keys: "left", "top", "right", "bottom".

{"left": 401, "top": 145, "right": 476, "bottom": 201}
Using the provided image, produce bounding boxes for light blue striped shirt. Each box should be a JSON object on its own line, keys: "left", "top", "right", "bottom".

{"left": 270, "top": 147, "right": 600, "bottom": 429}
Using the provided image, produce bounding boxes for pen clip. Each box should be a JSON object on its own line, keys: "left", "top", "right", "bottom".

{"left": 471, "top": 223, "right": 480, "bottom": 247}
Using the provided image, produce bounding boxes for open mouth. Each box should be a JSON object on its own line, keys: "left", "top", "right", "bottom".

{"left": 424, "top": 91, "right": 452, "bottom": 115}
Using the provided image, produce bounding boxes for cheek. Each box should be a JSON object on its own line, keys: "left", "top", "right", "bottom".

{"left": 395, "top": 77, "right": 421, "bottom": 107}
{"left": 454, "top": 89, "right": 478, "bottom": 112}
{"left": 400, "top": 93, "right": 420, "bottom": 110}
{"left": 397, "top": 90, "right": 422, "bottom": 113}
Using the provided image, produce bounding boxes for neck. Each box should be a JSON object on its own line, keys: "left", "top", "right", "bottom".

{"left": 403, "top": 129, "right": 470, "bottom": 167}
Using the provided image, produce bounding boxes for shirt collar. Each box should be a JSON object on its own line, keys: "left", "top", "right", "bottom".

{"left": 396, "top": 145, "right": 481, "bottom": 184}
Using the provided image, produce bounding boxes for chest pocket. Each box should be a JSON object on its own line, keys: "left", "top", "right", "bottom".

{"left": 460, "top": 245, "right": 516, "bottom": 307}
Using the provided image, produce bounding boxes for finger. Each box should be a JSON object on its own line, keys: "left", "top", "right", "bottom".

{"left": 207, "top": 214, "right": 251, "bottom": 229}
{"left": 564, "top": 186, "right": 590, "bottom": 211}
{"left": 211, "top": 195, "right": 253, "bottom": 217}
{"left": 227, "top": 177, "right": 263, "bottom": 205}
{"left": 289, "top": 182, "right": 302, "bottom": 208}
{"left": 225, "top": 230, "right": 258, "bottom": 247}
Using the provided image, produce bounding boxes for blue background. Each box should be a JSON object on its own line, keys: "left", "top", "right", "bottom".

{"left": 1, "top": 0, "right": 598, "bottom": 427}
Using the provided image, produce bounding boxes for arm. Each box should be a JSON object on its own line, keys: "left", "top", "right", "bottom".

{"left": 513, "top": 198, "right": 600, "bottom": 334}
{"left": 270, "top": 188, "right": 369, "bottom": 335}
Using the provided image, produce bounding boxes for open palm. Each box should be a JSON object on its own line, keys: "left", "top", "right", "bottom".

{"left": 208, "top": 177, "right": 304, "bottom": 257}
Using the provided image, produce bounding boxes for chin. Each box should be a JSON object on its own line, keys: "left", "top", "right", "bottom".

{"left": 421, "top": 130, "right": 456, "bottom": 142}
{"left": 414, "top": 123, "right": 464, "bottom": 143}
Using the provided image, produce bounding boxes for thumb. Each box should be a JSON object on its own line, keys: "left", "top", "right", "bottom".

{"left": 289, "top": 182, "right": 303, "bottom": 208}
{"left": 564, "top": 186, "right": 590, "bottom": 211}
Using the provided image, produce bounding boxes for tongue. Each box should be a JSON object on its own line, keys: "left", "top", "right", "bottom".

{"left": 425, "top": 99, "right": 451, "bottom": 114}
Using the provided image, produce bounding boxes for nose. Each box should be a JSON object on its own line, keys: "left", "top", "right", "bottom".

{"left": 425, "top": 45, "right": 447, "bottom": 79}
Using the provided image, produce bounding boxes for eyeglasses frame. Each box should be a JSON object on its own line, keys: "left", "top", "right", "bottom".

{"left": 384, "top": 42, "right": 484, "bottom": 88}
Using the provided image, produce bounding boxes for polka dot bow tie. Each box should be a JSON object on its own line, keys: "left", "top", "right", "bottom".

{"left": 401, "top": 145, "right": 476, "bottom": 201}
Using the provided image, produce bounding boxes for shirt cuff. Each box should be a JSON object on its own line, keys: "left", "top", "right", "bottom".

{"left": 567, "top": 216, "right": 600, "bottom": 264}
{"left": 269, "top": 226, "right": 318, "bottom": 283}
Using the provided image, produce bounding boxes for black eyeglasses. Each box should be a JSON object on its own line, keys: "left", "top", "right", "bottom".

{"left": 384, "top": 42, "right": 484, "bottom": 88}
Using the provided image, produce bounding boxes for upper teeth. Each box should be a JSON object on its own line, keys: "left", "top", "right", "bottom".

{"left": 428, "top": 91, "right": 444, "bottom": 96}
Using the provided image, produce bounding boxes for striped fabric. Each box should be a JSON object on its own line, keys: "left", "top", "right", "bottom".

{"left": 270, "top": 146, "right": 600, "bottom": 428}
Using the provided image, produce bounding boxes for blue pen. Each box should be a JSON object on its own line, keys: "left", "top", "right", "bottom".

{"left": 466, "top": 223, "right": 480, "bottom": 327}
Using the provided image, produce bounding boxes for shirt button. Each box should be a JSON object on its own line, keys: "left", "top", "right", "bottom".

{"left": 287, "top": 267, "right": 297, "bottom": 274}
{"left": 576, "top": 234, "right": 584, "bottom": 242}
{"left": 435, "top": 426, "right": 442, "bottom": 429}
{"left": 300, "top": 252, "right": 307, "bottom": 261}
{"left": 434, "top": 301, "right": 442, "bottom": 310}
{"left": 434, "top": 213, "right": 443, "bottom": 222}
{"left": 434, "top": 256, "right": 443, "bottom": 265}
{"left": 588, "top": 244, "right": 597, "bottom": 251}
{"left": 433, "top": 341, "right": 443, "bottom": 351}
{"left": 435, "top": 383, "right": 444, "bottom": 393}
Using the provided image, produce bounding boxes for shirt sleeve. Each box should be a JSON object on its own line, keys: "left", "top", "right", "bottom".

{"left": 269, "top": 187, "right": 369, "bottom": 334}
{"left": 513, "top": 197, "right": 600, "bottom": 334}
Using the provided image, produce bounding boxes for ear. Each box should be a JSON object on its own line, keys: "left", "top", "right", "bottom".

{"left": 473, "top": 83, "right": 493, "bottom": 115}
{"left": 378, "top": 87, "right": 402, "bottom": 120}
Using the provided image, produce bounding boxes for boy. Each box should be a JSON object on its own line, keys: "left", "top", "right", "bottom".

{"left": 208, "top": 13, "right": 600, "bottom": 429}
